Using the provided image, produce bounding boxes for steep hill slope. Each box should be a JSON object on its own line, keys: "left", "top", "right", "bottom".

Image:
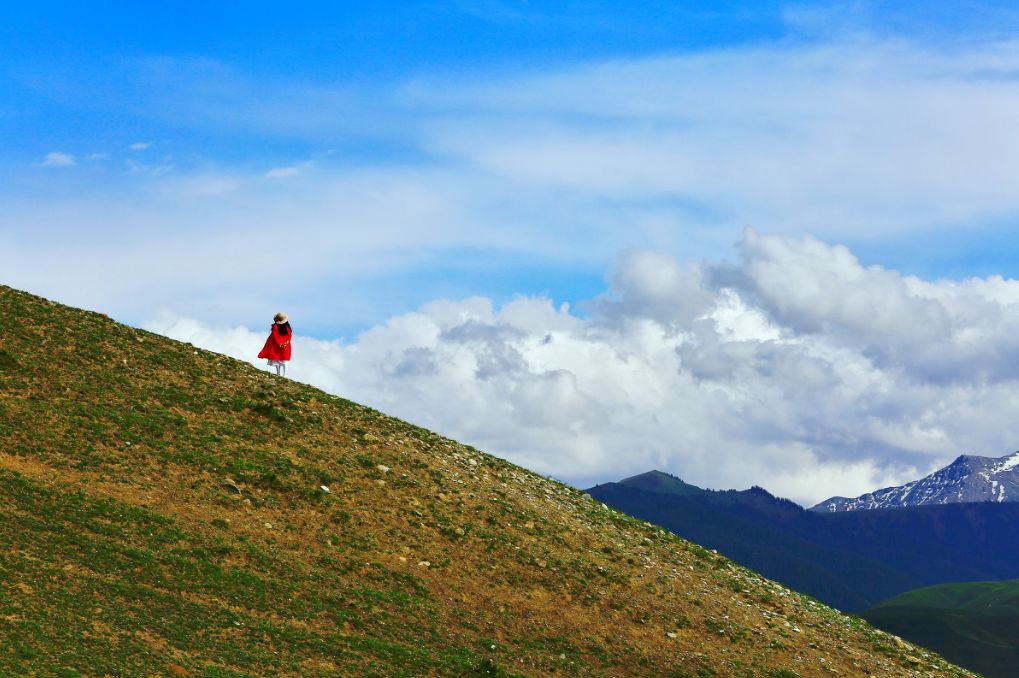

{"left": 863, "top": 579, "right": 1019, "bottom": 678}
{"left": 0, "top": 285, "right": 970, "bottom": 677}
{"left": 812, "top": 452, "right": 1019, "bottom": 512}
{"left": 589, "top": 471, "right": 1019, "bottom": 611}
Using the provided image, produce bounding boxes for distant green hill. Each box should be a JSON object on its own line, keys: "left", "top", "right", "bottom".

{"left": 0, "top": 285, "right": 971, "bottom": 677}
{"left": 864, "top": 579, "right": 1019, "bottom": 678}
{"left": 614, "top": 470, "right": 706, "bottom": 497}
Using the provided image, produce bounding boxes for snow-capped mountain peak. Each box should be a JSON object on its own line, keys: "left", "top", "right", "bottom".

{"left": 991, "top": 451, "right": 1019, "bottom": 474}
{"left": 811, "top": 450, "right": 1019, "bottom": 512}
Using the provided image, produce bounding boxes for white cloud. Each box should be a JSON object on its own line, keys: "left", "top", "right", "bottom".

{"left": 1, "top": 163, "right": 619, "bottom": 329}
{"left": 265, "top": 164, "right": 304, "bottom": 179}
{"left": 39, "top": 151, "right": 75, "bottom": 167}
{"left": 411, "top": 38, "right": 1019, "bottom": 238}
{"left": 146, "top": 232, "right": 1019, "bottom": 506}
{"left": 126, "top": 159, "right": 175, "bottom": 176}
{"left": 167, "top": 173, "right": 241, "bottom": 196}
{"left": 129, "top": 142, "right": 150, "bottom": 151}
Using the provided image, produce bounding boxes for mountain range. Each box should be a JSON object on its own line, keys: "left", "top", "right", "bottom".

{"left": 587, "top": 470, "right": 1019, "bottom": 611}
{"left": 812, "top": 450, "right": 1019, "bottom": 512}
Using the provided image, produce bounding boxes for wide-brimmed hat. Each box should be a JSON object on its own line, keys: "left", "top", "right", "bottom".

{"left": 274, "top": 312, "right": 288, "bottom": 323}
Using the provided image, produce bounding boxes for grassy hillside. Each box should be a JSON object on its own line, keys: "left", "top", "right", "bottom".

{"left": 864, "top": 580, "right": 1019, "bottom": 678}
{"left": 0, "top": 285, "right": 971, "bottom": 677}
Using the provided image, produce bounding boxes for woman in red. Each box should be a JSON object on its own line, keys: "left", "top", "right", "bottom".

{"left": 258, "top": 312, "right": 292, "bottom": 376}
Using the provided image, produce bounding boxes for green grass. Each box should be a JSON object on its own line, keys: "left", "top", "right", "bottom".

{"left": 0, "top": 469, "right": 501, "bottom": 677}
{"left": 864, "top": 580, "right": 1019, "bottom": 677}
{"left": 868, "top": 578, "right": 1019, "bottom": 614}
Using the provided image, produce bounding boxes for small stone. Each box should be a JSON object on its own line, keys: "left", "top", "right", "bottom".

{"left": 375, "top": 479, "right": 386, "bottom": 486}
{"left": 376, "top": 465, "right": 390, "bottom": 473}
{"left": 320, "top": 485, "right": 330, "bottom": 493}
{"left": 398, "top": 556, "right": 407, "bottom": 563}
{"left": 221, "top": 478, "right": 241, "bottom": 494}
{"left": 264, "top": 522, "right": 273, "bottom": 529}
{"left": 666, "top": 632, "right": 677, "bottom": 639}
{"left": 418, "top": 560, "right": 430, "bottom": 568}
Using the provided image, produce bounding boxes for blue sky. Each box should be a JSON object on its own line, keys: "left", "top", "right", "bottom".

{"left": 6, "top": 2, "right": 788, "bottom": 167}
{"left": 8, "top": 1, "right": 1019, "bottom": 169}
{"left": 10, "top": 1, "right": 1019, "bottom": 498}
{"left": 7, "top": 1, "right": 1019, "bottom": 337}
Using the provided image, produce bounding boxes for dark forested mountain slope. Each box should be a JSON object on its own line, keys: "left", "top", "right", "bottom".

{"left": 589, "top": 470, "right": 1019, "bottom": 611}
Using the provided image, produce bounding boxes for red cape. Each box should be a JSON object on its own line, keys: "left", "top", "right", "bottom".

{"left": 258, "top": 324, "right": 292, "bottom": 361}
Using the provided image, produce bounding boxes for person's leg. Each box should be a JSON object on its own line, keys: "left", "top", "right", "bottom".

{"left": 280, "top": 362, "right": 287, "bottom": 377}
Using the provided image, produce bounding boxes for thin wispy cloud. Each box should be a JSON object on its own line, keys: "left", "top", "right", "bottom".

{"left": 265, "top": 164, "right": 305, "bottom": 179}
{"left": 38, "top": 151, "right": 75, "bottom": 167}
{"left": 411, "top": 38, "right": 1019, "bottom": 239}
{"left": 125, "top": 162, "right": 174, "bottom": 176}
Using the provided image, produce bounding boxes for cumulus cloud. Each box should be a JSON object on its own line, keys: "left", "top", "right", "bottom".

{"left": 128, "top": 142, "right": 150, "bottom": 151}
{"left": 146, "top": 232, "right": 1019, "bottom": 506}
{"left": 39, "top": 151, "right": 75, "bottom": 167}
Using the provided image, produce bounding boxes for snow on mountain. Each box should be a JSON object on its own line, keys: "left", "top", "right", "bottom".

{"left": 811, "top": 451, "right": 1019, "bottom": 512}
